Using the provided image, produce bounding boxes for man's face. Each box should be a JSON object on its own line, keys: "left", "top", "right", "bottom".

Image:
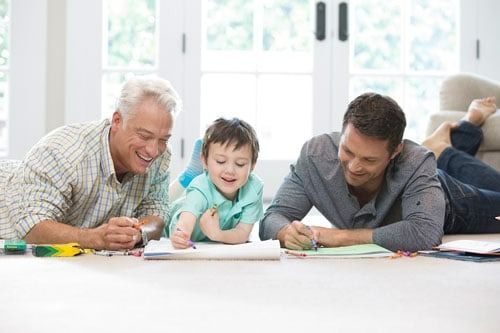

{"left": 110, "top": 97, "right": 173, "bottom": 176}
{"left": 202, "top": 142, "right": 254, "bottom": 201}
{"left": 338, "top": 123, "right": 399, "bottom": 192}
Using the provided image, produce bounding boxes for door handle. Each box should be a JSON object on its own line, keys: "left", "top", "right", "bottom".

{"left": 316, "top": 2, "right": 326, "bottom": 41}
{"left": 339, "top": 2, "right": 348, "bottom": 41}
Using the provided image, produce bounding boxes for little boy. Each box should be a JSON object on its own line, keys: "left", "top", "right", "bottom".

{"left": 167, "top": 118, "right": 263, "bottom": 248}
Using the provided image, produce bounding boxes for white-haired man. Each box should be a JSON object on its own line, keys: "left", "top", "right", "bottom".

{"left": 0, "top": 76, "right": 181, "bottom": 250}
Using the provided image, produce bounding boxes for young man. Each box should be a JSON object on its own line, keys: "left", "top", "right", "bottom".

{"left": 0, "top": 76, "right": 181, "bottom": 250}
{"left": 260, "top": 93, "right": 500, "bottom": 252}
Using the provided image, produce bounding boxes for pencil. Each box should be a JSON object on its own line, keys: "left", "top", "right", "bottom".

{"left": 210, "top": 204, "right": 218, "bottom": 216}
{"left": 132, "top": 219, "right": 146, "bottom": 230}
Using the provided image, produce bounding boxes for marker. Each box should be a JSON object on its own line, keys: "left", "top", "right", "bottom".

{"left": 94, "top": 250, "right": 130, "bottom": 256}
{"left": 210, "top": 204, "right": 218, "bottom": 217}
{"left": 496, "top": 216, "right": 500, "bottom": 221}
{"left": 306, "top": 226, "right": 318, "bottom": 251}
{"left": 176, "top": 228, "right": 197, "bottom": 249}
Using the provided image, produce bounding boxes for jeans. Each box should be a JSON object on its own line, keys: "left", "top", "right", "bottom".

{"left": 438, "top": 121, "right": 500, "bottom": 233}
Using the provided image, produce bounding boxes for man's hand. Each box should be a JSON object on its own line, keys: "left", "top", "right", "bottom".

{"left": 92, "top": 217, "right": 141, "bottom": 250}
{"left": 276, "top": 221, "right": 317, "bottom": 250}
{"left": 199, "top": 207, "right": 222, "bottom": 241}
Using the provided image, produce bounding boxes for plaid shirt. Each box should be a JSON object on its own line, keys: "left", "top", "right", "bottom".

{"left": 0, "top": 119, "right": 171, "bottom": 239}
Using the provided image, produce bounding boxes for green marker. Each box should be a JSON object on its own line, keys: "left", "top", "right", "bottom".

{"left": 3, "top": 239, "right": 27, "bottom": 255}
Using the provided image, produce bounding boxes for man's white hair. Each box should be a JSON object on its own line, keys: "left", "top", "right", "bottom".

{"left": 116, "top": 75, "right": 182, "bottom": 119}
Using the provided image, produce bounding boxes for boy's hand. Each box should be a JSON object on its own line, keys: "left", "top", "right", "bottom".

{"left": 170, "top": 228, "right": 191, "bottom": 249}
{"left": 200, "top": 208, "right": 222, "bottom": 241}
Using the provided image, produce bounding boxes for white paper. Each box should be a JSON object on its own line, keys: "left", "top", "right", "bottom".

{"left": 143, "top": 238, "right": 282, "bottom": 260}
{"left": 437, "top": 239, "right": 500, "bottom": 254}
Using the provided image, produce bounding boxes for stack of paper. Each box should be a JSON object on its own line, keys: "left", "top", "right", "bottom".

{"left": 420, "top": 240, "right": 500, "bottom": 262}
{"left": 143, "top": 238, "right": 281, "bottom": 260}
{"left": 436, "top": 240, "right": 500, "bottom": 255}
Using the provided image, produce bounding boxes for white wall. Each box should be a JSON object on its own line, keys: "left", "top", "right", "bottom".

{"left": 460, "top": 0, "right": 500, "bottom": 81}
{"left": 8, "top": 0, "right": 47, "bottom": 159}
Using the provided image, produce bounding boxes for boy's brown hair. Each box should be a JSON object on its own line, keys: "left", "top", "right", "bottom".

{"left": 202, "top": 118, "right": 260, "bottom": 165}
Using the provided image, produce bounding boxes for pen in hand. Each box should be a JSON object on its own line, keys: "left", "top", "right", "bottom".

{"left": 176, "top": 227, "right": 197, "bottom": 249}
{"left": 306, "top": 225, "right": 318, "bottom": 251}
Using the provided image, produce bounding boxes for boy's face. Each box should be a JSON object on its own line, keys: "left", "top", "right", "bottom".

{"left": 202, "top": 141, "right": 255, "bottom": 201}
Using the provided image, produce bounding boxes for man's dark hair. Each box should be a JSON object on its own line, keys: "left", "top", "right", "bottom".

{"left": 202, "top": 117, "right": 260, "bottom": 165}
{"left": 342, "top": 92, "right": 406, "bottom": 153}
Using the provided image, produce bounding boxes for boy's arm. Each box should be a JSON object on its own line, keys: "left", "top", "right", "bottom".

{"left": 199, "top": 209, "right": 254, "bottom": 244}
{"left": 170, "top": 212, "right": 197, "bottom": 249}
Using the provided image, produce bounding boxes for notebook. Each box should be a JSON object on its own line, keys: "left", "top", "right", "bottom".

{"left": 285, "top": 243, "right": 393, "bottom": 259}
{"left": 143, "top": 238, "right": 281, "bottom": 260}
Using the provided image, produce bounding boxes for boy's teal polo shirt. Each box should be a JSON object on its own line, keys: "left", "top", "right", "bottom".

{"left": 167, "top": 172, "right": 264, "bottom": 241}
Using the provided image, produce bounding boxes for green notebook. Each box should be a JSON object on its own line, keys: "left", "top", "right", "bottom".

{"left": 286, "top": 244, "right": 393, "bottom": 258}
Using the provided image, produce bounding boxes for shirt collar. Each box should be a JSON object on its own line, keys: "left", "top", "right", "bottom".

{"left": 100, "top": 119, "right": 119, "bottom": 183}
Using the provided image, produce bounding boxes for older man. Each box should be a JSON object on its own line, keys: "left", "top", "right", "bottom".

{"left": 0, "top": 76, "right": 181, "bottom": 250}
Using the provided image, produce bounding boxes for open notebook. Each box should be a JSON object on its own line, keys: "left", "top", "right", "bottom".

{"left": 143, "top": 238, "right": 282, "bottom": 260}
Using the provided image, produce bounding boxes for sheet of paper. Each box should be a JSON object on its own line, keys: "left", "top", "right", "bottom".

{"left": 437, "top": 240, "right": 500, "bottom": 254}
{"left": 144, "top": 238, "right": 282, "bottom": 260}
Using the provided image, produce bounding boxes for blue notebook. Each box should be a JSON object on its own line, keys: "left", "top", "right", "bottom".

{"left": 421, "top": 251, "right": 500, "bottom": 262}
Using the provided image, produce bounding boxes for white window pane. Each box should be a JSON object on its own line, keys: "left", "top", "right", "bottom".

{"left": 263, "top": 0, "right": 312, "bottom": 52}
{"left": 349, "top": 76, "right": 403, "bottom": 103}
{"left": 408, "top": 0, "right": 458, "bottom": 72}
{"left": 200, "top": 74, "right": 257, "bottom": 131}
{"left": 104, "top": 0, "right": 157, "bottom": 68}
{"left": 0, "top": 0, "right": 8, "bottom": 156}
{"left": 257, "top": 74, "right": 312, "bottom": 160}
{"left": 351, "top": 0, "right": 401, "bottom": 71}
{"left": 0, "top": 72, "right": 7, "bottom": 155}
{"left": 205, "top": 0, "right": 253, "bottom": 51}
{"left": 404, "top": 77, "right": 441, "bottom": 142}
{"left": 0, "top": 0, "right": 9, "bottom": 67}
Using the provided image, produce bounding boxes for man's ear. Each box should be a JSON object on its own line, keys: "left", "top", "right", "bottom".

{"left": 111, "top": 111, "right": 122, "bottom": 130}
{"left": 391, "top": 142, "right": 403, "bottom": 160}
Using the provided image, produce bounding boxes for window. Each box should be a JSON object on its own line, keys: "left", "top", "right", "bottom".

{"left": 349, "top": 0, "right": 459, "bottom": 142}
{"left": 0, "top": 0, "right": 9, "bottom": 156}
{"left": 200, "top": 0, "right": 314, "bottom": 160}
{"left": 102, "top": 0, "right": 158, "bottom": 119}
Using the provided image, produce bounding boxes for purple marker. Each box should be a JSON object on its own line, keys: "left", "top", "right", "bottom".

{"left": 176, "top": 227, "right": 197, "bottom": 249}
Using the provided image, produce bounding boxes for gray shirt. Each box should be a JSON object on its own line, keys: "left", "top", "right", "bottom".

{"left": 259, "top": 132, "right": 445, "bottom": 251}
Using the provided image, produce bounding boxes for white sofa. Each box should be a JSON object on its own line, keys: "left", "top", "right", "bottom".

{"left": 425, "top": 73, "right": 500, "bottom": 170}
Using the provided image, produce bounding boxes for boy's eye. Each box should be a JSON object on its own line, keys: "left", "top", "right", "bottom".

{"left": 216, "top": 160, "right": 225, "bottom": 164}
{"left": 236, "top": 163, "right": 247, "bottom": 167}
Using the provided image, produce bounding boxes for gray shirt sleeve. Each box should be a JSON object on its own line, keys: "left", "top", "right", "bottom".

{"left": 372, "top": 152, "right": 445, "bottom": 251}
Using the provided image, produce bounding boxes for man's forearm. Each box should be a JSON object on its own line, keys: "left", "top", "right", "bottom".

{"left": 23, "top": 220, "right": 98, "bottom": 248}
{"left": 316, "top": 227, "right": 373, "bottom": 247}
